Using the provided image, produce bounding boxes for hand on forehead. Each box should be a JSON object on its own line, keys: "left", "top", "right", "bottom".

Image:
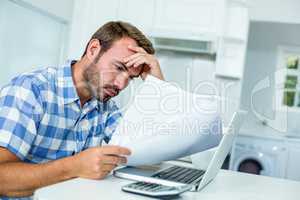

{"left": 121, "top": 45, "right": 147, "bottom": 77}
{"left": 124, "top": 45, "right": 147, "bottom": 64}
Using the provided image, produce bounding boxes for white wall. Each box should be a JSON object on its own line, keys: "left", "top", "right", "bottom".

{"left": 19, "top": 0, "right": 74, "bottom": 22}
{"left": 249, "top": 0, "right": 300, "bottom": 24}
{"left": 241, "top": 21, "right": 300, "bottom": 131}
{"left": 0, "top": 0, "right": 68, "bottom": 85}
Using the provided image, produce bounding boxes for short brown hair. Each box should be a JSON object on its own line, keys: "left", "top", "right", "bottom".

{"left": 82, "top": 21, "right": 155, "bottom": 58}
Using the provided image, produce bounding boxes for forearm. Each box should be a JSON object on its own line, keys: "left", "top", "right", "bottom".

{"left": 0, "top": 155, "right": 77, "bottom": 197}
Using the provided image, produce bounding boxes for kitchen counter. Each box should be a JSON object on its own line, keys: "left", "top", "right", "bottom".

{"left": 35, "top": 169, "right": 300, "bottom": 200}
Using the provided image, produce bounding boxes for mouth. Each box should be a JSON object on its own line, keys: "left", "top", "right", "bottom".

{"left": 105, "top": 88, "right": 118, "bottom": 97}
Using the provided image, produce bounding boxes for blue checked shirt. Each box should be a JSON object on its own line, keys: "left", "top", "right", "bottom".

{"left": 0, "top": 60, "right": 122, "bottom": 164}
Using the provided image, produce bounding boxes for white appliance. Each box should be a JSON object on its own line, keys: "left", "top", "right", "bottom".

{"left": 229, "top": 134, "right": 287, "bottom": 178}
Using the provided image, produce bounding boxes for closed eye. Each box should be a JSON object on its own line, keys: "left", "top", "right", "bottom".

{"left": 113, "top": 60, "right": 139, "bottom": 80}
{"left": 113, "top": 59, "right": 129, "bottom": 71}
{"left": 115, "top": 64, "right": 126, "bottom": 72}
{"left": 114, "top": 64, "right": 134, "bottom": 80}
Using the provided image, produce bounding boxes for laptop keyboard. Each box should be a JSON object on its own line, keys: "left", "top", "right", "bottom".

{"left": 151, "top": 166, "right": 205, "bottom": 184}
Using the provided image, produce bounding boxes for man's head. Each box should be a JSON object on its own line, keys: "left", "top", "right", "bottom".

{"left": 81, "top": 21, "right": 155, "bottom": 102}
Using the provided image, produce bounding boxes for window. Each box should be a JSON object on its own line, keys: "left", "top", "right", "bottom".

{"left": 276, "top": 46, "right": 300, "bottom": 110}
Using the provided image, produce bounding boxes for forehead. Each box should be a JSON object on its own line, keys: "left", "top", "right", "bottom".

{"left": 104, "top": 37, "right": 143, "bottom": 76}
{"left": 103, "top": 37, "right": 136, "bottom": 60}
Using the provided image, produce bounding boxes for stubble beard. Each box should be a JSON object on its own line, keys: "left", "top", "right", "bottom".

{"left": 83, "top": 63, "right": 107, "bottom": 102}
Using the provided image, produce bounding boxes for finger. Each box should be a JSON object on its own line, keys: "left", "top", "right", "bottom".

{"left": 101, "top": 164, "right": 118, "bottom": 172}
{"left": 125, "top": 57, "right": 145, "bottom": 68}
{"left": 133, "top": 58, "right": 149, "bottom": 68}
{"left": 140, "top": 64, "right": 151, "bottom": 80}
{"left": 100, "top": 145, "right": 131, "bottom": 156}
{"left": 96, "top": 170, "right": 111, "bottom": 179}
{"left": 101, "top": 155, "right": 127, "bottom": 165}
{"left": 123, "top": 53, "right": 144, "bottom": 63}
{"left": 128, "top": 45, "right": 147, "bottom": 53}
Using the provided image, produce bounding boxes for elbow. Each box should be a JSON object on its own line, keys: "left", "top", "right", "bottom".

{"left": 0, "top": 174, "right": 6, "bottom": 196}
{"left": 0, "top": 189, "right": 8, "bottom": 198}
{"left": 0, "top": 190, "right": 34, "bottom": 198}
{"left": 0, "top": 175, "right": 34, "bottom": 198}
{"left": 0, "top": 187, "right": 10, "bottom": 197}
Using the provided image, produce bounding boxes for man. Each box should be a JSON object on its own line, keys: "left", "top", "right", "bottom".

{"left": 0, "top": 21, "right": 164, "bottom": 198}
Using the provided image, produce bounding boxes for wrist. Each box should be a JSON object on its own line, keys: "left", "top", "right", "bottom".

{"left": 141, "top": 67, "right": 164, "bottom": 81}
{"left": 57, "top": 155, "right": 79, "bottom": 179}
{"left": 151, "top": 69, "right": 164, "bottom": 80}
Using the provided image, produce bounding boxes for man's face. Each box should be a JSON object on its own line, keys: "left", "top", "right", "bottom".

{"left": 83, "top": 37, "right": 143, "bottom": 102}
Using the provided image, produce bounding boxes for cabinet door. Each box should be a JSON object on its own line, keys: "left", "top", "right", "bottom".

{"left": 215, "top": 2, "right": 249, "bottom": 79}
{"left": 215, "top": 41, "right": 247, "bottom": 79}
{"left": 153, "top": 0, "right": 225, "bottom": 36}
{"left": 225, "top": 4, "right": 249, "bottom": 40}
{"left": 68, "top": 0, "right": 120, "bottom": 60}
{"left": 286, "top": 142, "right": 300, "bottom": 181}
{"left": 117, "top": 0, "right": 155, "bottom": 35}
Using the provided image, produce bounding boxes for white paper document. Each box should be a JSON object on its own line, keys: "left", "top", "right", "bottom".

{"left": 109, "top": 75, "right": 223, "bottom": 166}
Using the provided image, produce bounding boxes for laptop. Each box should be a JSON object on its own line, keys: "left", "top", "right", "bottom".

{"left": 114, "top": 110, "right": 247, "bottom": 191}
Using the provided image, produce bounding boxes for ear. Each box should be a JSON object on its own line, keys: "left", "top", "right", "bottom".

{"left": 86, "top": 39, "right": 101, "bottom": 62}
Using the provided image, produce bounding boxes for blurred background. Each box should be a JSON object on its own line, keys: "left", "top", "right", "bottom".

{"left": 1, "top": 0, "right": 300, "bottom": 182}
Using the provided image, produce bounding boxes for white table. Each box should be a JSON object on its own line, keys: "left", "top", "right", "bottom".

{"left": 35, "top": 169, "right": 300, "bottom": 200}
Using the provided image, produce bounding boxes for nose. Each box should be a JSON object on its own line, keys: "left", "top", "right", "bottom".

{"left": 115, "top": 72, "right": 130, "bottom": 91}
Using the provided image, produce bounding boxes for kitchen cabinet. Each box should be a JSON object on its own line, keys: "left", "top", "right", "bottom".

{"left": 215, "top": 0, "right": 249, "bottom": 79}
{"left": 225, "top": 3, "right": 249, "bottom": 41}
{"left": 68, "top": 0, "right": 120, "bottom": 59}
{"left": 67, "top": 0, "right": 235, "bottom": 59}
{"left": 68, "top": 0, "right": 249, "bottom": 80}
{"left": 215, "top": 40, "right": 247, "bottom": 79}
{"left": 285, "top": 140, "right": 300, "bottom": 181}
{"left": 117, "top": 0, "right": 155, "bottom": 35}
{"left": 152, "top": 0, "right": 226, "bottom": 39}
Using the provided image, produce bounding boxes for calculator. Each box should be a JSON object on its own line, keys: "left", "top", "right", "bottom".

{"left": 122, "top": 181, "right": 192, "bottom": 197}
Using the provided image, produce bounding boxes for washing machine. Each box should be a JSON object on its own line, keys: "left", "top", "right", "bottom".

{"left": 229, "top": 134, "right": 287, "bottom": 178}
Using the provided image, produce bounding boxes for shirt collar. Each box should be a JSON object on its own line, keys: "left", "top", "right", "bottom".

{"left": 57, "top": 60, "right": 80, "bottom": 105}
{"left": 57, "top": 60, "right": 109, "bottom": 111}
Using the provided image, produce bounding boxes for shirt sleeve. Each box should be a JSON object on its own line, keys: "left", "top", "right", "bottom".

{"left": 103, "top": 100, "right": 122, "bottom": 144}
{"left": 0, "top": 77, "right": 43, "bottom": 160}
